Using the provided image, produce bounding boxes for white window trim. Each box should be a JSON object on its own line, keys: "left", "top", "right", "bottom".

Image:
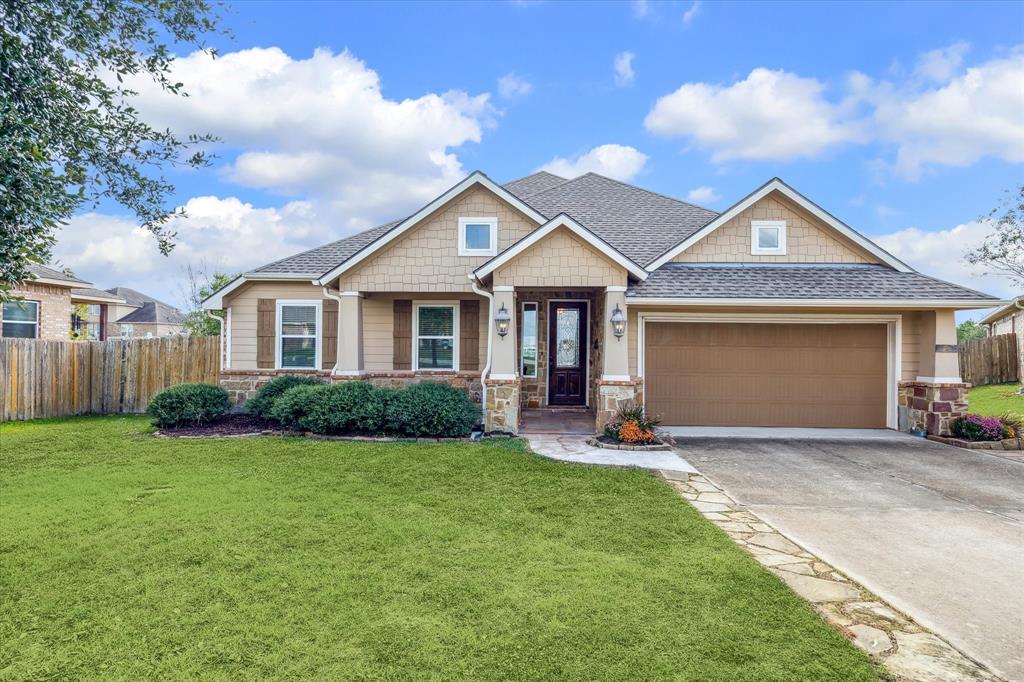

{"left": 458, "top": 217, "right": 498, "bottom": 257}
{"left": 275, "top": 299, "right": 322, "bottom": 370}
{"left": 520, "top": 301, "right": 539, "bottom": 378}
{"left": 2, "top": 300, "right": 40, "bottom": 338}
{"left": 413, "top": 301, "right": 460, "bottom": 372}
{"left": 751, "top": 220, "right": 787, "bottom": 255}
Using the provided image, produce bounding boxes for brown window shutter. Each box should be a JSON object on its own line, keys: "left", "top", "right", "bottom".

{"left": 393, "top": 300, "right": 412, "bottom": 370}
{"left": 321, "top": 299, "right": 338, "bottom": 370}
{"left": 257, "top": 299, "right": 276, "bottom": 368}
{"left": 459, "top": 300, "right": 480, "bottom": 371}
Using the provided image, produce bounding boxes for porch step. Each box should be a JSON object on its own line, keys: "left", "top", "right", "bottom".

{"left": 520, "top": 408, "right": 595, "bottom": 435}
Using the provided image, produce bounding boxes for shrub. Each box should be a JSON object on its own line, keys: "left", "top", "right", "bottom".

{"left": 951, "top": 414, "right": 1006, "bottom": 441}
{"left": 246, "top": 374, "right": 324, "bottom": 416}
{"left": 388, "top": 381, "right": 479, "bottom": 437}
{"left": 267, "top": 384, "right": 322, "bottom": 428}
{"left": 148, "top": 383, "right": 230, "bottom": 428}
{"left": 604, "top": 403, "right": 660, "bottom": 443}
{"left": 297, "top": 382, "right": 375, "bottom": 434}
{"left": 998, "top": 412, "right": 1022, "bottom": 439}
{"left": 357, "top": 387, "right": 402, "bottom": 434}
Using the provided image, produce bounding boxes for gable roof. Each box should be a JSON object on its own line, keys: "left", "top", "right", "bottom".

{"left": 473, "top": 213, "right": 649, "bottom": 281}
{"left": 503, "top": 171, "right": 570, "bottom": 197}
{"left": 26, "top": 264, "right": 91, "bottom": 286}
{"left": 70, "top": 287, "right": 125, "bottom": 303}
{"left": 646, "top": 177, "right": 912, "bottom": 272}
{"left": 980, "top": 296, "right": 1024, "bottom": 325}
{"left": 116, "top": 301, "right": 185, "bottom": 325}
{"left": 104, "top": 286, "right": 173, "bottom": 308}
{"left": 252, "top": 219, "right": 403, "bottom": 277}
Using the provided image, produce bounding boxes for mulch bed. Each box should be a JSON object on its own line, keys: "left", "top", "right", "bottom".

{"left": 157, "top": 414, "right": 286, "bottom": 437}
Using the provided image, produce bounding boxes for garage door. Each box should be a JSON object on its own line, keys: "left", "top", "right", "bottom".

{"left": 645, "top": 322, "right": 887, "bottom": 428}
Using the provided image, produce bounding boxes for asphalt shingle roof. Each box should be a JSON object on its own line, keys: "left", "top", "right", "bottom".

{"left": 70, "top": 287, "right": 124, "bottom": 302}
{"left": 251, "top": 219, "right": 403, "bottom": 275}
{"left": 105, "top": 286, "right": 173, "bottom": 308}
{"left": 116, "top": 301, "right": 185, "bottom": 325}
{"left": 627, "top": 263, "right": 1000, "bottom": 301}
{"left": 502, "top": 171, "right": 569, "bottom": 197}
{"left": 27, "top": 264, "right": 90, "bottom": 285}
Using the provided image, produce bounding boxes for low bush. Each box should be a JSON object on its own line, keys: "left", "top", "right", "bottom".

{"left": 297, "top": 382, "right": 375, "bottom": 434}
{"left": 604, "top": 403, "right": 660, "bottom": 443}
{"left": 357, "top": 387, "right": 403, "bottom": 434}
{"left": 268, "top": 384, "right": 322, "bottom": 428}
{"left": 246, "top": 374, "right": 324, "bottom": 417}
{"left": 148, "top": 383, "right": 230, "bottom": 428}
{"left": 388, "top": 382, "right": 479, "bottom": 437}
{"left": 950, "top": 414, "right": 1008, "bottom": 441}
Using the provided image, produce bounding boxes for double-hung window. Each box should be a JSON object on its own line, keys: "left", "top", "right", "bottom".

{"left": 2, "top": 300, "right": 39, "bottom": 338}
{"left": 278, "top": 301, "right": 320, "bottom": 369}
{"left": 458, "top": 217, "right": 498, "bottom": 256}
{"left": 520, "top": 302, "right": 538, "bottom": 378}
{"left": 414, "top": 303, "right": 458, "bottom": 371}
{"left": 751, "top": 220, "right": 787, "bottom": 255}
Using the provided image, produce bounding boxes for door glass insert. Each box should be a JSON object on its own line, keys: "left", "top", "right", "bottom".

{"left": 555, "top": 308, "right": 580, "bottom": 368}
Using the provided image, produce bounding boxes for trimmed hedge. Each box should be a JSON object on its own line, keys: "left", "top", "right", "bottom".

{"left": 297, "top": 382, "right": 375, "bottom": 434}
{"left": 246, "top": 374, "right": 324, "bottom": 417}
{"left": 148, "top": 383, "right": 230, "bottom": 428}
{"left": 389, "top": 382, "right": 479, "bottom": 438}
{"left": 268, "top": 384, "right": 322, "bottom": 428}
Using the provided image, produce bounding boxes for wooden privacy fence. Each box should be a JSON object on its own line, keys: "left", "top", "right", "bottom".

{"left": 958, "top": 333, "right": 1019, "bottom": 386}
{"left": 1, "top": 336, "right": 219, "bottom": 421}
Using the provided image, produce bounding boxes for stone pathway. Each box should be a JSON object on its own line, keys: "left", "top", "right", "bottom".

{"left": 526, "top": 434, "right": 697, "bottom": 472}
{"left": 660, "top": 469, "right": 1004, "bottom": 682}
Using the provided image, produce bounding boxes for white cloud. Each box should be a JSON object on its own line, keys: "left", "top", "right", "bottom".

{"left": 914, "top": 41, "right": 970, "bottom": 82}
{"left": 685, "top": 186, "right": 720, "bottom": 204}
{"left": 613, "top": 51, "right": 635, "bottom": 87}
{"left": 538, "top": 144, "right": 648, "bottom": 181}
{"left": 631, "top": 0, "right": 649, "bottom": 18}
{"left": 682, "top": 1, "right": 701, "bottom": 26}
{"left": 645, "top": 68, "right": 861, "bottom": 162}
{"left": 498, "top": 73, "right": 533, "bottom": 99}
{"left": 874, "top": 220, "right": 1016, "bottom": 299}
{"left": 126, "top": 46, "right": 494, "bottom": 223}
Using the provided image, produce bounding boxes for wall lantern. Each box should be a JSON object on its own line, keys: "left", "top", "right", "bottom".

{"left": 495, "top": 303, "right": 511, "bottom": 338}
{"left": 610, "top": 304, "right": 626, "bottom": 340}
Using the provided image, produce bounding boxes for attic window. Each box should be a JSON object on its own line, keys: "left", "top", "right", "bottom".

{"left": 751, "top": 220, "right": 786, "bottom": 255}
{"left": 458, "top": 217, "right": 497, "bottom": 256}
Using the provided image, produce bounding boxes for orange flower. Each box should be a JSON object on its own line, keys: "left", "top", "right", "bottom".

{"left": 619, "top": 420, "right": 656, "bottom": 443}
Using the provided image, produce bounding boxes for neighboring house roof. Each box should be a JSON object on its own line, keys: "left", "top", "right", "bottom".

{"left": 502, "top": 171, "right": 570, "bottom": 197}
{"left": 980, "top": 296, "right": 1024, "bottom": 325}
{"left": 26, "top": 264, "right": 91, "bottom": 286}
{"left": 116, "top": 301, "right": 185, "bottom": 325}
{"left": 70, "top": 287, "right": 125, "bottom": 303}
{"left": 626, "top": 264, "right": 1001, "bottom": 304}
{"left": 104, "top": 286, "right": 174, "bottom": 309}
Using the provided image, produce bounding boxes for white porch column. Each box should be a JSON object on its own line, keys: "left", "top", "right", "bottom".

{"left": 601, "top": 286, "right": 630, "bottom": 381}
{"left": 490, "top": 286, "right": 518, "bottom": 379}
{"left": 917, "top": 309, "right": 961, "bottom": 382}
{"left": 337, "top": 291, "right": 363, "bottom": 375}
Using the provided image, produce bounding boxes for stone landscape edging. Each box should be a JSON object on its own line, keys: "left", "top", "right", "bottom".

{"left": 585, "top": 436, "right": 672, "bottom": 451}
{"left": 658, "top": 469, "right": 1004, "bottom": 681}
{"left": 927, "top": 435, "right": 1023, "bottom": 450}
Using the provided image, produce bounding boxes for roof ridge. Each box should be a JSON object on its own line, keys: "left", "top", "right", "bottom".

{"left": 574, "top": 172, "right": 720, "bottom": 216}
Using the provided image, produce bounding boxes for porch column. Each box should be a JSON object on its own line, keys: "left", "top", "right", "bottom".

{"left": 596, "top": 285, "right": 639, "bottom": 431}
{"left": 899, "top": 309, "right": 967, "bottom": 436}
{"left": 917, "top": 309, "right": 961, "bottom": 382}
{"left": 337, "top": 291, "right": 363, "bottom": 375}
{"left": 486, "top": 285, "right": 521, "bottom": 434}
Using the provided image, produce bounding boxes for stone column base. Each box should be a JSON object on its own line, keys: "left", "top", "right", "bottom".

{"left": 486, "top": 378, "right": 521, "bottom": 434}
{"left": 898, "top": 381, "right": 969, "bottom": 436}
{"left": 595, "top": 379, "right": 643, "bottom": 433}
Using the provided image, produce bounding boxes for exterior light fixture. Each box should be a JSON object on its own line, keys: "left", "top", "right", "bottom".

{"left": 610, "top": 304, "right": 626, "bottom": 339}
{"left": 495, "top": 303, "right": 511, "bottom": 338}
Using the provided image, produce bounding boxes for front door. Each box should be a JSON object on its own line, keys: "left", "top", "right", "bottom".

{"left": 548, "top": 301, "right": 588, "bottom": 406}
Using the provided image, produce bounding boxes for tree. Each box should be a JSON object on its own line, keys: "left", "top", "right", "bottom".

{"left": 1, "top": 0, "right": 224, "bottom": 301}
{"left": 965, "top": 185, "right": 1024, "bottom": 288}
{"left": 956, "top": 320, "right": 987, "bottom": 343}
{"left": 179, "top": 263, "right": 236, "bottom": 336}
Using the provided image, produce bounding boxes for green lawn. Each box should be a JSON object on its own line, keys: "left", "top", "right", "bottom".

{"left": 968, "top": 382, "right": 1024, "bottom": 417}
{"left": 0, "top": 417, "right": 878, "bottom": 681}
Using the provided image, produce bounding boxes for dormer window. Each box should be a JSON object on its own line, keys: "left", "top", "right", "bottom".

{"left": 458, "top": 217, "right": 498, "bottom": 256}
{"left": 751, "top": 220, "right": 786, "bottom": 255}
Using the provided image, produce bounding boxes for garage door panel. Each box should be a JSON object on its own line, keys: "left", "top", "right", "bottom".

{"left": 646, "top": 322, "right": 887, "bottom": 428}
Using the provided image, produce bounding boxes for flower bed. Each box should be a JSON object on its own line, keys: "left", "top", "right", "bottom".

{"left": 599, "top": 404, "right": 669, "bottom": 449}
{"left": 927, "top": 435, "right": 1023, "bottom": 450}
{"left": 931, "top": 412, "right": 1023, "bottom": 450}
{"left": 587, "top": 436, "right": 672, "bottom": 452}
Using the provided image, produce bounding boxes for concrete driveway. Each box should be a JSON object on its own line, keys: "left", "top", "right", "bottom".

{"left": 669, "top": 432, "right": 1024, "bottom": 681}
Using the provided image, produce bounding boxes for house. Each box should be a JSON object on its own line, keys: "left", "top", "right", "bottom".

{"left": 1, "top": 264, "right": 126, "bottom": 340}
{"left": 104, "top": 287, "right": 185, "bottom": 337}
{"left": 980, "top": 296, "right": 1024, "bottom": 382}
{"left": 202, "top": 171, "right": 1003, "bottom": 436}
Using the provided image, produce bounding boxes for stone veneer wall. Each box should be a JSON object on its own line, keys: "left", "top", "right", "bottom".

{"left": 485, "top": 378, "right": 520, "bottom": 434}
{"left": 595, "top": 379, "right": 643, "bottom": 432}
{"left": 898, "top": 381, "right": 968, "bottom": 436}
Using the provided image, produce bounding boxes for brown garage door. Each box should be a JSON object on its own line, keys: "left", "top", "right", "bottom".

{"left": 645, "top": 322, "right": 887, "bottom": 428}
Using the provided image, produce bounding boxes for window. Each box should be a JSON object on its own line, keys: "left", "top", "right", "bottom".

{"left": 458, "top": 217, "right": 498, "bottom": 256}
{"left": 2, "top": 300, "right": 39, "bottom": 338}
{"left": 277, "top": 301, "right": 320, "bottom": 369}
{"left": 414, "top": 303, "right": 458, "bottom": 370}
{"left": 120, "top": 324, "right": 134, "bottom": 338}
{"left": 751, "top": 220, "right": 786, "bottom": 255}
{"left": 521, "top": 302, "right": 538, "bottom": 378}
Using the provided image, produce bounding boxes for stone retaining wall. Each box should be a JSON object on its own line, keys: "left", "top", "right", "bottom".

{"left": 898, "top": 381, "right": 968, "bottom": 436}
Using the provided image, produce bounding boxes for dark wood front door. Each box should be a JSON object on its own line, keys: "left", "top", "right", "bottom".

{"left": 548, "top": 301, "right": 588, "bottom": 406}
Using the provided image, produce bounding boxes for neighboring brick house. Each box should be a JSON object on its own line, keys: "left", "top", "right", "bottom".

{"left": 980, "top": 296, "right": 1024, "bottom": 382}
{"left": 1, "top": 265, "right": 125, "bottom": 341}
{"left": 104, "top": 287, "right": 185, "bottom": 338}
{"left": 202, "top": 171, "right": 1004, "bottom": 436}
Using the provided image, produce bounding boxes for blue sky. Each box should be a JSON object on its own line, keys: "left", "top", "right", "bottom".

{"left": 57, "top": 0, "right": 1024, "bottom": 314}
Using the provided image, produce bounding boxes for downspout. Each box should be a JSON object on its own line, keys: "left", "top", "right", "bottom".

{"left": 469, "top": 273, "right": 493, "bottom": 429}
{"left": 205, "top": 310, "right": 224, "bottom": 372}
{"left": 322, "top": 285, "right": 344, "bottom": 374}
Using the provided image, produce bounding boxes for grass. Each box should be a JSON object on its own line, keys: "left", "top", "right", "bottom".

{"left": 0, "top": 416, "right": 879, "bottom": 681}
{"left": 968, "top": 382, "right": 1024, "bottom": 417}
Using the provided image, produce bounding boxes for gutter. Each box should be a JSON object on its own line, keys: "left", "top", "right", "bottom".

{"left": 321, "top": 286, "right": 345, "bottom": 374}
{"left": 468, "top": 274, "right": 494, "bottom": 429}
{"left": 623, "top": 297, "right": 1009, "bottom": 310}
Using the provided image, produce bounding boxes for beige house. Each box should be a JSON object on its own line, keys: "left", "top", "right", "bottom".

{"left": 980, "top": 296, "right": 1024, "bottom": 382}
{"left": 203, "top": 171, "right": 1002, "bottom": 436}
{"left": 1, "top": 264, "right": 125, "bottom": 340}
